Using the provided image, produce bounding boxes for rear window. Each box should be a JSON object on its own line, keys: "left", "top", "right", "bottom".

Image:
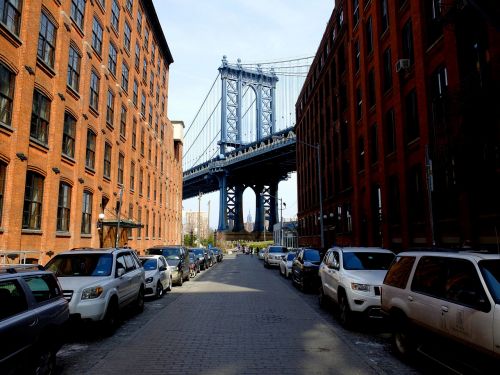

{"left": 304, "top": 250, "right": 321, "bottom": 262}
{"left": 23, "top": 274, "right": 62, "bottom": 303}
{"left": 46, "top": 254, "right": 113, "bottom": 276}
{"left": 0, "top": 279, "right": 28, "bottom": 320}
{"left": 286, "top": 253, "right": 296, "bottom": 261}
{"left": 384, "top": 256, "right": 416, "bottom": 289}
{"left": 147, "top": 248, "right": 180, "bottom": 260}
{"left": 343, "top": 252, "right": 395, "bottom": 270}
{"left": 269, "top": 246, "right": 287, "bottom": 253}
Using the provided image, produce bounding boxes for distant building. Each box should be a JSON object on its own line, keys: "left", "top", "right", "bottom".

{"left": 183, "top": 211, "right": 209, "bottom": 240}
{"left": 244, "top": 211, "right": 254, "bottom": 232}
{"left": 273, "top": 219, "right": 298, "bottom": 248}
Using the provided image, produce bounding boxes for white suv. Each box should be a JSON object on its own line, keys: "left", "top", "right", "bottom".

{"left": 45, "top": 248, "right": 145, "bottom": 333}
{"left": 264, "top": 246, "right": 288, "bottom": 267}
{"left": 381, "top": 250, "right": 500, "bottom": 360}
{"left": 318, "top": 247, "right": 395, "bottom": 327}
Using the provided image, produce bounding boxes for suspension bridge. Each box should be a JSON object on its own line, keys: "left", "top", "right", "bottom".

{"left": 182, "top": 56, "right": 312, "bottom": 240}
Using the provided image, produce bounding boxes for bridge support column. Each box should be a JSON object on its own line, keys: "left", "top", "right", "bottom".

{"left": 253, "top": 185, "right": 264, "bottom": 232}
{"left": 217, "top": 173, "right": 228, "bottom": 231}
{"left": 268, "top": 182, "right": 279, "bottom": 231}
{"left": 232, "top": 184, "right": 244, "bottom": 232}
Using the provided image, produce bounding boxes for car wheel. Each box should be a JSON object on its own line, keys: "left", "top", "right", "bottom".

{"left": 32, "top": 344, "right": 56, "bottom": 375}
{"left": 102, "top": 300, "right": 119, "bottom": 335}
{"left": 318, "top": 286, "right": 327, "bottom": 309}
{"left": 338, "top": 292, "right": 353, "bottom": 328}
{"left": 135, "top": 288, "right": 144, "bottom": 313}
{"left": 392, "top": 316, "right": 416, "bottom": 360}
{"left": 156, "top": 281, "right": 163, "bottom": 298}
{"left": 190, "top": 268, "right": 196, "bottom": 278}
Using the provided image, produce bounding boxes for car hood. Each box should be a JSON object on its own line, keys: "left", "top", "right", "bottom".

{"left": 56, "top": 276, "right": 111, "bottom": 291}
{"left": 342, "top": 269, "right": 388, "bottom": 285}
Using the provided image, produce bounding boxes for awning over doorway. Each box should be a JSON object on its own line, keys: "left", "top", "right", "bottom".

{"left": 100, "top": 219, "right": 144, "bottom": 229}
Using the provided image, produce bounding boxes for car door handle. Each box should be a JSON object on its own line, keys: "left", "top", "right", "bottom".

{"left": 407, "top": 296, "right": 414, "bottom": 302}
{"left": 441, "top": 306, "right": 449, "bottom": 313}
{"left": 29, "top": 318, "right": 38, "bottom": 327}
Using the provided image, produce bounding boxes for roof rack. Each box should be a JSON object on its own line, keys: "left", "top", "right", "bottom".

{"left": 0, "top": 264, "right": 44, "bottom": 273}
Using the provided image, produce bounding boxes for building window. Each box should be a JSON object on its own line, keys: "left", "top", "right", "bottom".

{"left": 85, "top": 129, "right": 96, "bottom": 170}
{"left": 132, "top": 118, "right": 137, "bottom": 148}
{"left": 134, "top": 42, "right": 140, "bottom": 71}
{"left": 356, "top": 87, "right": 362, "bottom": 121}
{"left": 0, "top": 162, "right": 6, "bottom": 226}
{"left": 136, "top": 9, "right": 142, "bottom": 33}
{"left": 144, "top": 28, "right": 149, "bottom": 50}
{"left": 427, "top": 0, "right": 443, "bottom": 45}
{"left": 128, "top": 203, "right": 133, "bottom": 237}
{"left": 145, "top": 209, "right": 149, "bottom": 237}
{"left": 149, "top": 72, "right": 154, "bottom": 94}
{"left": 90, "top": 71, "right": 99, "bottom": 111}
{"left": 0, "top": 62, "right": 15, "bottom": 126}
{"left": 97, "top": 0, "right": 105, "bottom": 9}
{"left": 137, "top": 206, "right": 142, "bottom": 238}
{"left": 148, "top": 103, "right": 152, "bottom": 127}
{"left": 106, "top": 90, "right": 114, "bottom": 126}
{"left": 62, "top": 112, "right": 76, "bottom": 158}
{"left": 92, "top": 17, "right": 103, "bottom": 55}
{"left": 430, "top": 65, "right": 448, "bottom": 128}
{"left": 365, "top": 16, "right": 373, "bottom": 54}
{"left": 405, "top": 89, "right": 419, "bottom": 143}
{"left": 142, "top": 58, "right": 147, "bottom": 82}
{"left": 154, "top": 115, "right": 158, "bottom": 133}
{"left": 104, "top": 142, "right": 112, "bottom": 179}
{"left": 148, "top": 136, "right": 152, "bottom": 161}
{"left": 354, "top": 40, "right": 360, "bottom": 72}
{"left": 383, "top": 48, "right": 392, "bottom": 92}
{"left": 81, "top": 190, "right": 92, "bottom": 234}
{"left": 111, "top": 0, "right": 120, "bottom": 31}
{"left": 368, "top": 70, "right": 376, "bottom": 107}
{"left": 160, "top": 123, "right": 164, "bottom": 141}
{"left": 124, "top": 21, "right": 131, "bottom": 51}
{"left": 126, "top": 0, "right": 133, "bottom": 13}
{"left": 141, "top": 92, "right": 146, "bottom": 118}
{"left": 152, "top": 212, "right": 155, "bottom": 238}
{"left": 147, "top": 173, "right": 150, "bottom": 198}
{"left": 151, "top": 43, "right": 156, "bottom": 64}
{"left": 108, "top": 43, "right": 117, "bottom": 76}
{"left": 57, "top": 182, "right": 71, "bottom": 232}
{"left": 358, "top": 136, "right": 365, "bottom": 172}
{"left": 140, "top": 127, "right": 145, "bottom": 155}
{"left": 22, "top": 171, "right": 44, "bottom": 230}
{"left": 121, "top": 63, "right": 129, "bottom": 92}
{"left": 402, "top": 20, "right": 414, "bottom": 64}
{"left": 139, "top": 167, "right": 143, "bottom": 195}
{"left": 353, "top": 0, "right": 359, "bottom": 26}
{"left": 1, "top": 0, "right": 22, "bottom": 35}
{"left": 370, "top": 124, "right": 378, "bottom": 164}
{"left": 130, "top": 161, "right": 135, "bottom": 190}
{"left": 67, "top": 45, "right": 81, "bottom": 92}
{"left": 156, "top": 85, "right": 160, "bottom": 105}
{"left": 120, "top": 105, "right": 127, "bottom": 137}
{"left": 30, "top": 90, "right": 51, "bottom": 146}
{"left": 384, "top": 109, "right": 396, "bottom": 155}
{"left": 118, "top": 153, "right": 124, "bottom": 185}
{"left": 381, "top": 0, "right": 389, "bottom": 34}
{"left": 38, "top": 13, "right": 57, "bottom": 68}
{"left": 133, "top": 79, "right": 138, "bottom": 106}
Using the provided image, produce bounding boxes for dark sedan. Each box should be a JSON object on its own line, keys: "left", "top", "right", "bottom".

{"left": 188, "top": 253, "right": 200, "bottom": 278}
{"left": 291, "top": 248, "right": 323, "bottom": 292}
{"left": 189, "top": 248, "right": 209, "bottom": 270}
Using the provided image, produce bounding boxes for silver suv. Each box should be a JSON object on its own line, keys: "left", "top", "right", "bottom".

{"left": 264, "top": 246, "right": 288, "bottom": 267}
{"left": 45, "top": 248, "right": 145, "bottom": 333}
{"left": 381, "top": 250, "right": 500, "bottom": 360}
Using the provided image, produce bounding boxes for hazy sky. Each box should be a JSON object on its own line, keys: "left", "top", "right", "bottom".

{"left": 152, "top": 0, "right": 334, "bottom": 228}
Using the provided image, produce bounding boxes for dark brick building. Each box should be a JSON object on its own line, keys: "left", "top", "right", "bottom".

{"left": 296, "top": 0, "right": 500, "bottom": 251}
{"left": 0, "top": 0, "right": 183, "bottom": 263}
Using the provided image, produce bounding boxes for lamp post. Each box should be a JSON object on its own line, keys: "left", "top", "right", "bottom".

{"left": 98, "top": 212, "right": 105, "bottom": 247}
{"left": 297, "top": 140, "right": 324, "bottom": 249}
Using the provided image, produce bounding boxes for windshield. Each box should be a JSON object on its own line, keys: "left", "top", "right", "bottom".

{"left": 343, "top": 252, "right": 395, "bottom": 270}
{"left": 191, "top": 249, "right": 204, "bottom": 257}
{"left": 148, "top": 248, "right": 180, "bottom": 260}
{"left": 269, "top": 246, "right": 287, "bottom": 253}
{"left": 189, "top": 254, "right": 196, "bottom": 261}
{"left": 304, "top": 250, "right": 321, "bottom": 262}
{"left": 479, "top": 259, "right": 500, "bottom": 304}
{"left": 141, "top": 258, "right": 157, "bottom": 271}
{"left": 45, "top": 254, "right": 113, "bottom": 276}
{"left": 166, "top": 259, "right": 179, "bottom": 267}
{"left": 286, "top": 253, "right": 296, "bottom": 261}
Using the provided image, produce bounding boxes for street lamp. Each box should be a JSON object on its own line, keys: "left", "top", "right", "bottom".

{"left": 297, "top": 140, "right": 324, "bottom": 249}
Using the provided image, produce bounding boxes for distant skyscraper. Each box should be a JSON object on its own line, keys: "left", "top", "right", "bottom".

{"left": 244, "top": 211, "right": 254, "bottom": 232}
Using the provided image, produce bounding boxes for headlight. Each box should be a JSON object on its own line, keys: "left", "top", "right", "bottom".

{"left": 145, "top": 277, "right": 154, "bottom": 283}
{"left": 81, "top": 286, "right": 103, "bottom": 300}
{"left": 351, "top": 283, "right": 370, "bottom": 292}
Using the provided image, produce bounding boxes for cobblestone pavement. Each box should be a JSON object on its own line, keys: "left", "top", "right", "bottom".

{"left": 56, "top": 254, "right": 420, "bottom": 375}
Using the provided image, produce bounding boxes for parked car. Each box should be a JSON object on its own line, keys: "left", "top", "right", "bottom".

{"left": 190, "top": 248, "right": 209, "bottom": 270}
{"left": 0, "top": 265, "right": 69, "bottom": 375}
{"left": 45, "top": 247, "right": 145, "bottom": 334}
{"left": 291, "top": 248, "right": 323, "bottom": 291}
{"left": 258, "top": 248, "right": 266, "bottom": 260}
{"left": 279, "top": 252, "right": 297, "bottom": 278}
{"left": 318, "top": 247, "right": 395, "bottom": 327}
{"left": 264, "top": 245, "right": 288, "bottom": 267}
{"left": 212, "top": 248, "right": 223, "bottom": 262}
{"left": 206, "top": 249, "right": 216, "bottom": 267}
{"left": 382, "top": 250, "right": 500, "bottom": 360}
{"left": 140, "top": 255, "right": 172, "bottom": 298}
{"left": 146, "top": 246, "right": 190, "bottom": 286}
{"left": 188, "top": 253, "right": 200, "bottom": 278}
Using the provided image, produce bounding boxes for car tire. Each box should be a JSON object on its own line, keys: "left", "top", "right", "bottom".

{"left": 32, "top": 343, "right": 56, "bottom": 375}
{"left": 102, "top": 300, "right": 119, "bottom": 335}
{"left": 392, "top": 315, "right": 416, "bottom": 360}
{"left": 135, "top": 287, "right": 144, "bottom": 313}
{"left": 156, "top": 281, "right": 163, "bottom": 298}
{"left": 190, "top": 268, "right": 196, "bottom": 278}
{"left": 338, "top": 292, "right": 353, "bottom": 329}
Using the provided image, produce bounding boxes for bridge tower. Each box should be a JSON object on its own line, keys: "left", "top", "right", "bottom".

{"left": 216, "top": 57, "right": 280, "bottom": 237}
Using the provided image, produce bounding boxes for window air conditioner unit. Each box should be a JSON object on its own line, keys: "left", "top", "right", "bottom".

{"left": 395, "top": 59, "right": 410, "bottom": 72}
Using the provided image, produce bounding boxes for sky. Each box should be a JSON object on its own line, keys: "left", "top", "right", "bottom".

{"left": 152, "top": 0, "right": 335, "bottom": 229}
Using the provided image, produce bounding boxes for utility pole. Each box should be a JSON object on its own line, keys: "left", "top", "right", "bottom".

{"left": 115, "top": 187, "right": 123, "bottom": 248}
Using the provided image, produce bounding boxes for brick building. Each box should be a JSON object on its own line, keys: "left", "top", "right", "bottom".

{"left": 0, "top": 0, "right": 183, "bottom": 263}
{"left": 296, "top": 0, "right": 500, "bottom": 251}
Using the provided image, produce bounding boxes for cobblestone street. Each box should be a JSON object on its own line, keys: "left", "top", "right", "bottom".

{"left": 57, "top": 254, "right": 417, "bottom": 375}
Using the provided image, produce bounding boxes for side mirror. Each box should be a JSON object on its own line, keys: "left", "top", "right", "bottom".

{"left": 116, "top": 267, "right": 125, "bottom": 277}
